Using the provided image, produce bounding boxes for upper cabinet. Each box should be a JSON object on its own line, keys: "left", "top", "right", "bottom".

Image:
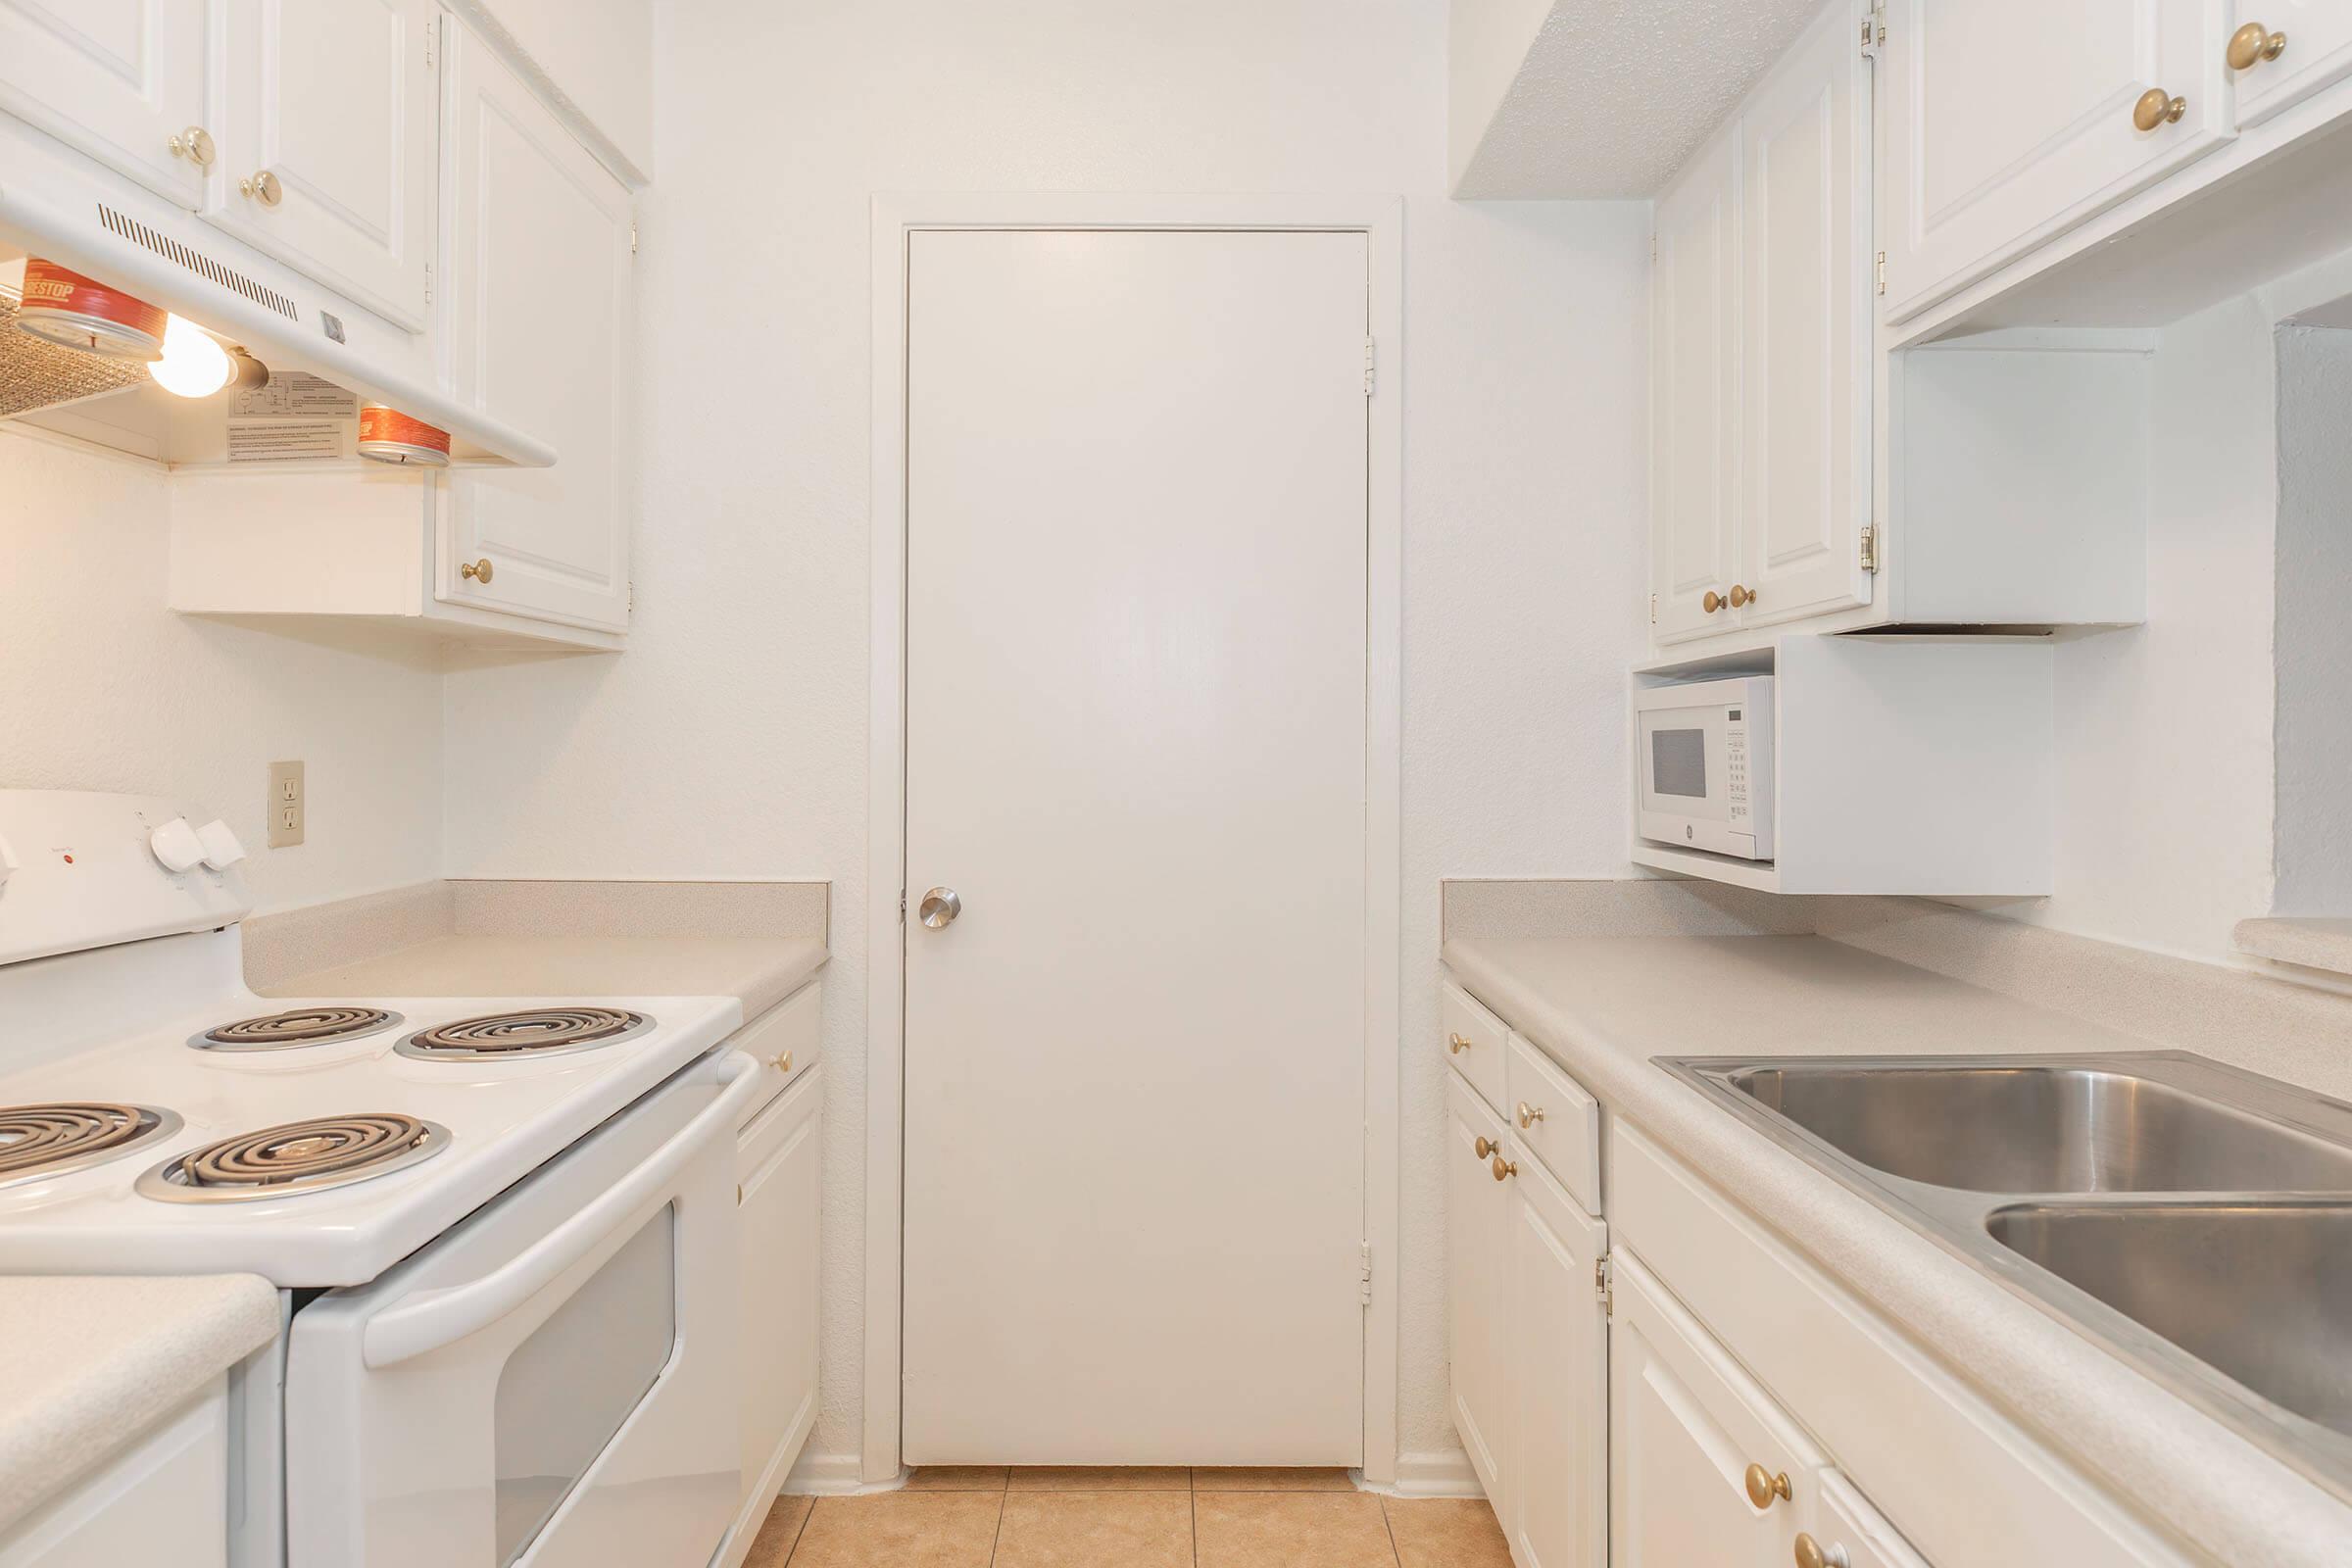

{"left": 1880, "top": 0, "right": 2230, "bottom": 323}
{"left": 2228, "top": 3, "right": 2352, "bottom": 127}
{"left": 0, "top": 0, "right": 213, "bottom": 210}
{"left": 1651, "top": 0, "right": 1872, "bottom": 646}
{"left": 436, "top": 18, "right": 634, "bottom": 633}
{"left": 213, "top": 0, "right": 441, "bottom": 331}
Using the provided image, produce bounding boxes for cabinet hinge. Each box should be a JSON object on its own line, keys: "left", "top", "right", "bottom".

{"left": 1363, "top": 337, "right": 1376, "bottom": 397}
{"left": 1359, "top": 1242, "right": 1374, "bottom": 1305}
{"left": 1859, "top": 522, "right": 1879, "bottom": 574}
{"left": 630, "top": 222, "right": 639, "bottom": 256}
{"left": 1648, "top": 593, "right": 1658, "bottom": 626}
{"left": 1875, "top": 251, "right": 1887, "bottom": 295}
{"left": 899, "top": 889, "right": 907, "bottom": 925}
{"left": 1649, "top": 233, "right": 1658, "bottom": 266}
{"left": 422, "top": 261, "right": 434, "bottom": 308}
{"left": 1595, "top": 1255, "right": 1614, "bottom": 1317}
{"left": 424, "top": 24, "right": 437, "bottom": 69}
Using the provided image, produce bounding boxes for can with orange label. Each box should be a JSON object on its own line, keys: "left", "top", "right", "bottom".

{"left": 356, "top": 404, "right": 453, "bottom": 466}
{"left": 14, "top": 259, "right": 168, "bottom": 360}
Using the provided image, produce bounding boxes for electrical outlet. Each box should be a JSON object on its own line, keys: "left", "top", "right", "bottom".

{"left": 268, "top": 760, "right": 305, "bottom": 848}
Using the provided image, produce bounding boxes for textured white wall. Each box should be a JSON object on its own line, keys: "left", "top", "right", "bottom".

{"left": 442, "top": 0, "right": 1651, "bottom": 1473}
{"left": 0, "top": 434, "right": 444, "bottom": 912}
{"left": 2272, "top": 323, "right": 2352, "bottom": 916}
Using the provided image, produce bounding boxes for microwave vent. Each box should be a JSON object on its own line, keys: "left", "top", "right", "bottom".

{"left": 95, "top": 203, "right": 299, "bottom": 321}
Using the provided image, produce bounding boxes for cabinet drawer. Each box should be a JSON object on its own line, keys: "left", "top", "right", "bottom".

{"left": 731, "top": 979, "right": 821, "bottom": 1128}
{"left": 1441, "top": 980, "right": 1509, "bottom": 1113}
{"left": 1810, "top": 1469, "right": 1931, "bottom": 1568}
{"left": 1503, "top": 1035, "right": 1600, "bottom": 1215}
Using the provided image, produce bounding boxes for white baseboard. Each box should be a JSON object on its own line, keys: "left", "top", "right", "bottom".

{"left": 1377, "top": 1449, "right": 1488, "bottom": 1498}
{"left": 783, "top": 1450, "right": 906, "bottom": 1495}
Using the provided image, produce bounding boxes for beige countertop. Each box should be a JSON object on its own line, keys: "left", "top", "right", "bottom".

{"left": 0, "top": 1273, "right": 278, "bottom": 1530}
{"left": 262, "top": 934, "right": 828, "bottom": 1020}
{"left": 1442, "top": 933, "right": 2352, "bottom": 1568}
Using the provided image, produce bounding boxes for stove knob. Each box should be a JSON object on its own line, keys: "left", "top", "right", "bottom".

{"left": 149, "top": 817, "right": 207, "bottom": 873}
{"left": 195, "top": 819, "right": 247, "bottom": 871}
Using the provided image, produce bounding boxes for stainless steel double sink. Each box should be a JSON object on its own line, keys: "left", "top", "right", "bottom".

{"left": 1659, "top": 1051, "right": 2352, "bottom": 1495}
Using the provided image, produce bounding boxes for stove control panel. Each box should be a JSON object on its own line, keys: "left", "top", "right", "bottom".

{"left": 0, "top": 791, "right": 252, "bottom": 968}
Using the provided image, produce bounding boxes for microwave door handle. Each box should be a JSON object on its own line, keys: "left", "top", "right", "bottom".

{"left": 361, "top": 1050, "right": 762, "bottom": 1371}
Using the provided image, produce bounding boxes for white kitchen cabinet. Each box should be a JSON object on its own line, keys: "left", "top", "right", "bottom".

{"left": 0, "top": 1382, "right": 229, "bottom": 1568}
{"left": 2227, "top": 3, "right": 2352, "bottom": 126}
{"left": 1737, "top": 0, "right": 1873, "bottom": 630}
{"left": 1806, "top": 1470, "right": 1933, "bottom": 1568}
{"left": 1504, "top": 1145, "right": 1606, "bottom": 1568}
{"left": 435, "top": 16, "right": 634, "bottom": 633}
{"left": 1880, "top": 0, "right": 2230, "bottom": 323}
{"left": 214, "top": 0, "right": 441, "bottom": 331}
{"left": 0, "top": 0, "right": 213, "bottom": 210}
{"left": 1609, "top": 1248, "right": 1819, "bottom": 1568}
{"left": 1652, "top": 0, "right": 1870, "bottom": 647}
{"left": 1446, "top": 1070, "right": 1512, "bottom": 1508}
{"left": 731, "top": 1070, "right": 822, "bottom": 1534}
{"left": 1649, "top": 123, "right": 1740, "bottom": 643}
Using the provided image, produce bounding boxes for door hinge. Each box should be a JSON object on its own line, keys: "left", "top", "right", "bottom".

{"left": 1876, "top": 251, "right": 1887, "bottom": 296}
{"left": 424, "top": 24, "right": 437, "bottom": 69}
{"left": 1648, "top": 593, "right": 1658, "bottom": 626}
{"left": 1595, "top": 1255, "right": 1614, "bottom": 1318}
{"left": 1363, "top": 337, "right": 1376, "bottom": 397}
{"left": 1859, "top": 522, "right": 1879, "bottom": 574}
{"left": 898, "top": 889, "right": 907, "bottom": 925}
{"left": 1359, "top": 1242, "right": 1374, "bottom": 1305}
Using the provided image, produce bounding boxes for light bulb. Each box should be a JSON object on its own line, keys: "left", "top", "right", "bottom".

{"left": 146, "top": 314, "right": 232, "bottom": 398}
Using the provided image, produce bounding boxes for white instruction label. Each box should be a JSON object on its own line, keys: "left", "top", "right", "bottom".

{"left": 226, "top": 420, "right": 344, "bottom": 463}
{"left": 231, "top": 372, "right": 358, "bottom": 418}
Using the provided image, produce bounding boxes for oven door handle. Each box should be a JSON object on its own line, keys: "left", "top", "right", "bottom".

{"left": 361, "top": 1049, "right": 761, "bottom": 1370}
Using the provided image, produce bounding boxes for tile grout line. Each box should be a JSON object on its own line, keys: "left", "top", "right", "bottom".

{"left": 1377, "top": 1493, "right": 1405, "bottom": 1568}
{"left": 985, "top": 1487, "right": 1008, "bottom": 1568}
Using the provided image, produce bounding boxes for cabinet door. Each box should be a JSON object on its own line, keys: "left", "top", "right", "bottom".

{"left": 216, "top": 0, "right": 438, "bottom": 328}
{"left": 437, "top": 19, "right": 634, "bottom": 632}
{"left": 1505, "top": 1152, "right": 1605, "bottom": 1568}
{"left": 1609, "top": 1250, "right": 1817, "bottom": 1568}
{"left": 1650, "top": 124, "right": 1741, "bottom": 644}
{"left": 1740, "top": 0, "right": 1873, "bottom": 628}
{"left": 1804, "top": 1470, "right": 1932, "bottom": 1568}
{"left": 0, "top": 0, "right": 212, "bottom": 209}
{"left": 2228, "top": 1, "right": 2352, "bottom": 127}
{"left": 1446, "top": 1073, "right": 1513, "bottom": 1509}
{"left": 1882, "top": 0, "right": 2229, "bottom": 321}
{"left": 736, "top": 1067, "right": 823, "bottom": 1513}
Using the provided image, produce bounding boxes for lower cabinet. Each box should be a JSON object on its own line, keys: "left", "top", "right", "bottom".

{"left": 0, "top": 1382, "right": 229, "bottom": 1567}
{"left": 1446, "top": 1072, "right": 1512, "bottom": 1502}
{"left": 1503, "top": 1147, "right": 1607, "bottom": 1568}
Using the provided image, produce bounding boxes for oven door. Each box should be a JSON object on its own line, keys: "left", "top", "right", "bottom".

{"left": 285, "top": 1050, "right": 761, "bottom": 1568}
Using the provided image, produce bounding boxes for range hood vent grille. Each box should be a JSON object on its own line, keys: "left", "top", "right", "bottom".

{"left": 0, "top": 288, "right": 148, "bottom": 418}
{"left": 95, "top": 203, "right": 298, "bottom": 321}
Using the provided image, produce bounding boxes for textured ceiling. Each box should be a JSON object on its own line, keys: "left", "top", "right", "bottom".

{"left": 1454, "top": 0, "right": 1827, "bottom": 199}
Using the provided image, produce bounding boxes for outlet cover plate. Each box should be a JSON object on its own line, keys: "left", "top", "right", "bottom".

{"left": 268, "top": 760, "right": 304, "bottom": 848}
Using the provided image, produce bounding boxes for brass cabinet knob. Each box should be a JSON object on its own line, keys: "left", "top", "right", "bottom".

{"left": 2227, "top": 22, "right": 2288, "bottom": 70}
{"left": 1702, "top": 589, "right": 1727, "bottom": 614}
{"left": 239, "top": 169, "right": 283, "bottom": 207}
{"left": 169, "top": 126, "right": 215, "bottom": 168}
{"left": 1793, "top": 1533, "right": 1847, "bottom": 1568}
{"left": 2132, "top": 88, "right": 2187, "bottom": 130}
{"left": 771, "top": 1051, "right": 793, "bottom": 1074}
{"left": 1491, "top": 1152, "right": 1518, "bottom": 1182}
{"left": 1728, "top": 583, "right": 1756, "bottom": 609}
{"left": 460, "top": 558, "right": 494, "bottom": 583}
{"left": 1516, "top": 1101, "right": 1545, "bottom": 1129}
{"left": 1447, "top": 1032, "right": 1473, "bottom": 1054}
{"left": 1743, "top": 1462, "right": 1793, "bottom": 1509}
{"left": 1474, "top": 1135, "right": 1499, "bottom": 1159}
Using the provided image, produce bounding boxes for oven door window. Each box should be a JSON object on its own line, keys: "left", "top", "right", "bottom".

{"left": 494, "top": 1205, "right": 679, "bottom": 1566}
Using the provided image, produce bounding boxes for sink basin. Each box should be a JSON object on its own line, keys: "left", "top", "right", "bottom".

{"left": 1659, "top": 1050, "right": 2352, "bottom": 1498}
{"left": 1986, "top": 1201, "right": 2352, "bottom": 1439}
{"left": 1721, "top": 1061, "right": 2352, "bottom": 1194}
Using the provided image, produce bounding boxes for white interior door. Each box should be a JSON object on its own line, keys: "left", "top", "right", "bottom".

{"left": 216, "top": 0, "right": 437, "bottom": 328}
{"left": 0, "top": 0, "right": 212, "bottom": 209}
{"left": 903, "top": 227, "right": 1370, "bottom": 1465}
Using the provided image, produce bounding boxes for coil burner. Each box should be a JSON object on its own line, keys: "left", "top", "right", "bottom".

{"left": 190, "top": 1006, "right": 403, "bottom": 1052}
{"left": 0, "top": 1102, "right": 183, "bottom": 1188}
{"left": 395, "top": 1007, "right": 652, "bottom": 1062}
{"left": 135, "top": 1113, "right": 449, "bottom": 1202}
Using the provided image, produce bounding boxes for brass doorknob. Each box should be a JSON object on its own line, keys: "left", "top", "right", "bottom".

{"left": 2227, "top": 22, "right": 2287, "bottom": 70}
{"left": 1743, "top": 1463, "right": 1792, "bottom": 1509}
{"left": 1793, "top": 1533, "right": 1845, "bottom": 1568}
{"left": 2132, "top": 88, "right": 2186, "bottom": 130}
{"left": 1516, "top": 1101, "right": 1545, "bottom": 1129}
{"left": 460, "top": 558, "right": 494, "bottom": 583}
{"left": 169, "top": 126, "right": 215, "bottom": 167}
{"left": 1491, "top": 1152, "right": 1517, "bottom": 1181}
{"left": 1703, "top": 589, "right": 1728, "bottom": 613}
{"left": 1729, "top": 583, "right": 1756, "bottom": 609}
{"left": 239, "top": 169, "right": 283, "bottom": 207}
{"left": 1474, "top": 1135, "right": 1499, "bottom": 1159}
{"left": 1447, "top": 1032, "right": 1472, "bottom": 1054}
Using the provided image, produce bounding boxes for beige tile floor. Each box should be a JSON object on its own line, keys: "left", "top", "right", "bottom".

{"left": 743, "top": 1468, "right": 1512, "bottom": 1567}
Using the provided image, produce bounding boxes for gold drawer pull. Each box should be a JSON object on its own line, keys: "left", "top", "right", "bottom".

{"left": 771, "top": 1050, "right": 793, "bottom": 1074}
{"left": 460, "top": 558, "right": 494, "bottom": 583}
{"left": 2227, "top": 23, "right": 2287, "bottom": 70}
{"left": 1743, "top": 1463, "right": 1792, "bottom": 1509}
{"left": 1474, "top": 1136, "right": 1499, "bottom": 1160}
{"left": 2132, "top": 87, "right": 2186, "bottom": 130}
{"left": 1516, "top": 1101, "right": 1545, "bottom": 1129}
{"left": 1447, "top": 1032, "right": 1473, "bottom": 1054}
{"left": 1491, "top": 1152, "right": 1517, "bottom": 1182}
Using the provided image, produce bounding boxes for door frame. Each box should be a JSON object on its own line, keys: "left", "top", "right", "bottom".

{"left": 865, "top": 193, "right": 1404, "bottom": 1486}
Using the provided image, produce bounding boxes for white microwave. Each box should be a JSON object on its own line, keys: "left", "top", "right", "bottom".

{"left": 1635, "top": 676, "right": 1775, "bottom": 860}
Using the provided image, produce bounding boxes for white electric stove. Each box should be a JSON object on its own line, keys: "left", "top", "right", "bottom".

{"left": 0, "top": 790, "right": 761, "bottom": 1568}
